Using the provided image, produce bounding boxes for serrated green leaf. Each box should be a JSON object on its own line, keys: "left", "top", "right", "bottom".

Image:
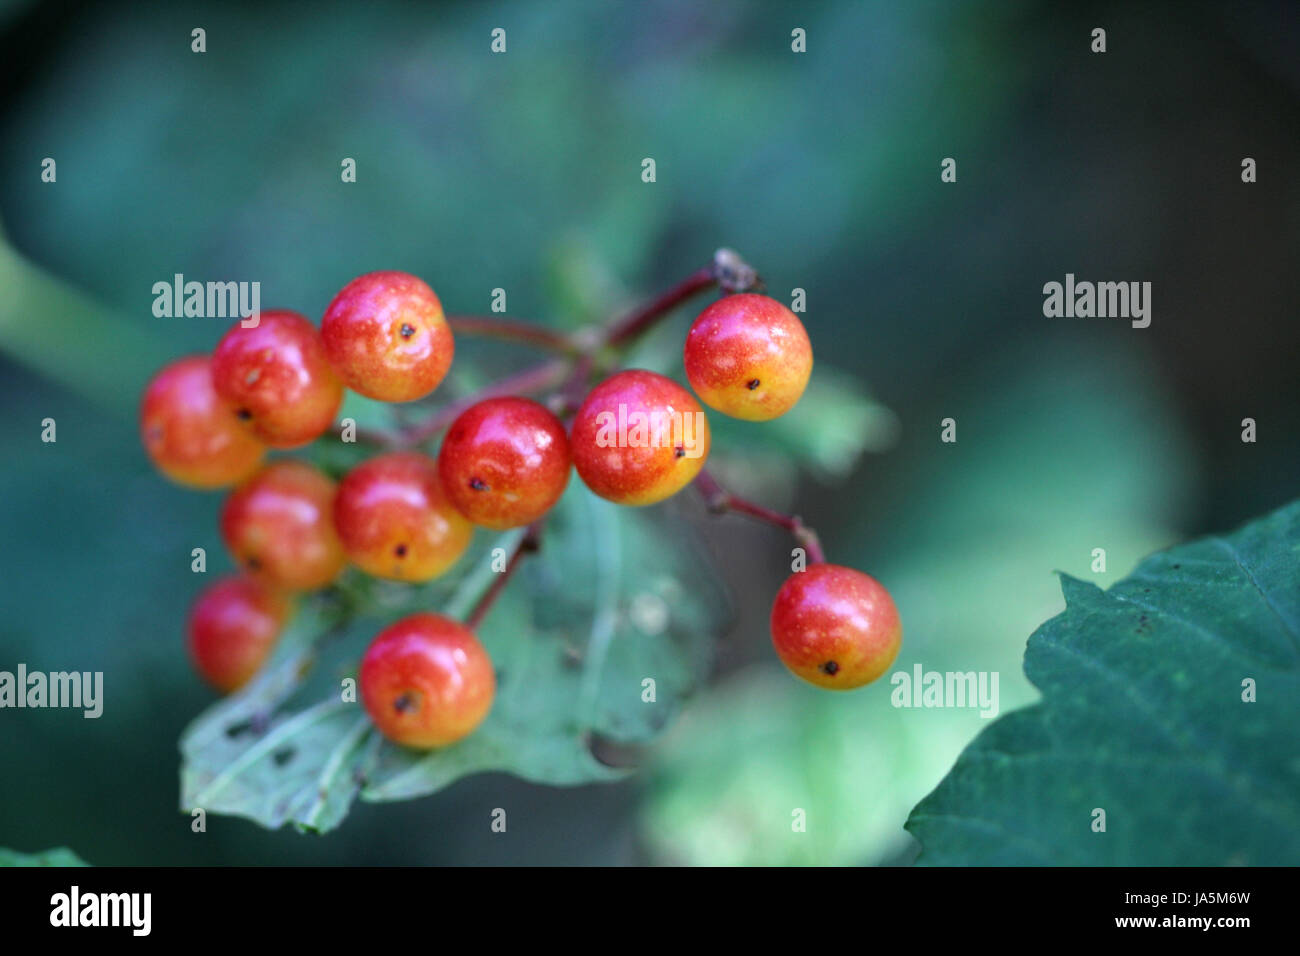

{"left": 0, "top": 846, "right": 91, "bottom": 867}
{"left": 905, "top": 499, "right": 1300, "bottom": 865}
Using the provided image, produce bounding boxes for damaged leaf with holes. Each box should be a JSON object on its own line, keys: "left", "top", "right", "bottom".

{"left": 179, "top": 483, "right": 726, "bottom": 832}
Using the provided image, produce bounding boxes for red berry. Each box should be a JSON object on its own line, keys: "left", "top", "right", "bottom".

{"left": 211, "top": 310, "right": 343, "bottom": 448}
{"left": 321, "top": 271, "right": 454, "bottom": 402}
{"left": 570, "top": 369, "right": 710, "bottom": 506}
{"left": 684, "top": 293, "right": 813, "bottom": 421}
{"left": 187, "top": 575, "right": 291, "bottom": 693}
{"left": 770, "top": 564, "right": 901, "bottom": 690}
{"left": 334, "top": 452, "right": 473, "bottom": 582}
{"left": 437, "top": 397, "right": 570, "bottom": 529}
{"left": 221, "top": 460, "right": 347, "bottom": 591}
{"left": 359, "top": 613, "right": 495, "bottom": 748}
{"left": 140, "top": 355, "right": 265, "bottom": 488}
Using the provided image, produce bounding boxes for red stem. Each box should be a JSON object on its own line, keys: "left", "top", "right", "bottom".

{"left": 465, "top": 523, "right": 543, "bottom": 631}
{"left": 602, "top": 267, "right": 717, "bottom": 347}
{"left": 447, "top": 315, "right": 576, "bottom": 354}
{"left": 399, "top": 359, "right": 572, "bottom": 446}
{"left": 693, "top": 468, "right": 826, "bottom": 564}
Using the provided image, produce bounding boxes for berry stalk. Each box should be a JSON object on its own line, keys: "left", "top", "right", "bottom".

{"left": 693, "top": 467, "right": 825, "bottom": 564}
{"left": 602, "top": 248, "right": 761, "bottom": 348}
{"left": 399, "top": 358, "right": 573, "bottom": 446}
{"left": 465, "top": 522, "right": 544, "bottom": 631}
{"left": 446, "top": 315, "right": 578, "bottom": 355}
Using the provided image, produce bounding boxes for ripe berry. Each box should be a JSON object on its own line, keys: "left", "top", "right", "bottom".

{"left": 334, "top": 452, "right": 473, "bottom": 582}
{"left": 684, "top": 293, "right": 813, "bottom": 421}
{"left": 211, "top": 310, "right": 343, "bottom": 448}
{"left": 359, "top": 613, "right": 495, "bottom": 748}
{"left": 570, "top": 369, "right": 710, "bottom": 506}
{"left": 187, "top": 575, "right": 291, "bottom": 693}
{"left": 438, "top": 397, "right": 571, "bottom": 529}
{"left": 140, "top": 355, "right": 265, "bottom": 488}
{"left": 321, "top": 271, "right": 454, "bottom": 402}
{"left": 221, "top": 460, "right": 347, "bottom": 591}
{"left": 770, "top": 564, "right": 901, "bottom": 690}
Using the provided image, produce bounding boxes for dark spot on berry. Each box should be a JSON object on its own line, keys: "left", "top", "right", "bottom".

{"left": 469, "top": 477, "right": 489, "bottom": 491}
{"left": 236, "top": 408, "right": 252, "bottom": 421}
{"left": 272, "top": 746, "right": 296, "bottom": 767}
{"left": 746, "top": 378, "right": 761, "bottom": 390}
{"left": 393, "top": 693, "right": 417, "bottom": 714}
{"left": 400, "top": 323, "right": 415, "bottom": 338}
{"left": 674, "top": 446, "right": 686, "bottom": 458}
{"left": 821, "top": 661, "right": 840, "bottom": 676}
{"left": 245, "top": 556, "right": 262, "bottom": 571}
{"left": 394, "top": 544, "right": 407, "bottom": 558}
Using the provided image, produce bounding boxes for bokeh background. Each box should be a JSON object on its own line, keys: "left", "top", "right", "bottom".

{"left": 0, "top": 0, "right": 1296, "bottom": 864}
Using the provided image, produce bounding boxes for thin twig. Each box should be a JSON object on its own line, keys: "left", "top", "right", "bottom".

{"left": 398, "top": 358, "right": 573, "bottom": 446}
{"left": 447, "top": 315, "right": 577, "bottom": 355}
{"left": 465, "top": 522, "right": 544, "bottom": 631}
{"left": 693, "top": 467, "right": 825, "bottom": 563}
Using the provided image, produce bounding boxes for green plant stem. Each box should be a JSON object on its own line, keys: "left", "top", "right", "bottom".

{"left": 693, "top": 467, "right": 826, "bottom": 563}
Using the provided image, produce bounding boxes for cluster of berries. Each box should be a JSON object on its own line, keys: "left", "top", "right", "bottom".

{"left": 141, "top": 267, "right": 901, "bottom": 751}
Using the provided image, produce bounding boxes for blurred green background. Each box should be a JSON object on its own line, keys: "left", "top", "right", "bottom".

{"left": 1, "top": 0, "right": 1296, "bottom": 864}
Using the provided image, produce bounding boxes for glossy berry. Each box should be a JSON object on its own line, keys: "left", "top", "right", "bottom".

{"left": 359, "top": 613, "right": 495, "bottom": 748}
{"left": 221, "top": 460, "right": 347, "bottom": 591}
{"left": 211, "top": 309, "right": 343, "bottom": 448}
{"left": 140, "top": 355, "right": 265, "bottom": 488}
{"left": 321, "top": 271, "right": 454, "bottom": 403}
{"left": 770, "top": 564, "right": 901, "bottom": 690}
{"left": 187, "top": 575, "right": 291, "bottom": 693}
{"left": 570, "top": 369, "right": 710, "bottom": 506}
{"left": 684, "top": 293, "right": 813, "bottom": 421}
{"left": 438, "top": 397, "right": 571, "bottom": 529}
{"left": 334, "top": 452, "right": 473, "bottom": 582}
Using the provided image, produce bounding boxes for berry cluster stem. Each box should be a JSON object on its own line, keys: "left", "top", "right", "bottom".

{"left": 602, "top": 248, "right": 761, "bottom": 348}
{"left": 693, "top": 467, "right": 826, "bottom": 564}
{"left": 367, "top": 249, "right": 760, "bottom": 449}
{"left": 447, "top": 315, "right": 578, "bottom": 355}
{"left": 398, "top": 358, "right": 572, "bottom": 446}
{"left": 465, "top": 522, "right": 544, "bottom": 631}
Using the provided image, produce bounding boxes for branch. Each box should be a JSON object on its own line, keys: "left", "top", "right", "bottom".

{"left": 447, "top": 315, "right": 577, "bottom": 355}
{"left": 399, "top": 358, "right": 573, "bottom": 446}
{"left": 465, "top": 522, "right": 544, "bottom": 631}
{"left": 693, "top": 467, "right": 825, "bottom": 564}
{"left": 602, "top": 248, "right": 761, "bottom": 348}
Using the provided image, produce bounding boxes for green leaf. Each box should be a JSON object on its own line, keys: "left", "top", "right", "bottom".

{"left": 905, "top": 499, "right": 1300, "bottom": 865}
{"left": 0, "top": 846, "right": 91, "bottom": 867}
{"left": 363, "top": 484, "right": 724, "bottom": 801}
{"left": 178, "top": 484, "right": 725, "bottom": 831}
